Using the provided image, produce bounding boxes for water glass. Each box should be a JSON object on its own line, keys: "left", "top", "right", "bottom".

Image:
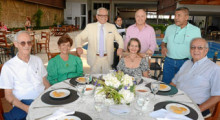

{"left": 84, "top": 74, "right": 90, "bottom": 84}
{"left": 76, "top": 83, "right": 86, "bottom": 102}
{"left": 94, "top": 97, "right": 104, "bottom": 120}
{"left": 151, "top": 81, "right": 160, "bottom": 99}
{"left": 134, "top": 75, "right": 141, "bottom": 85}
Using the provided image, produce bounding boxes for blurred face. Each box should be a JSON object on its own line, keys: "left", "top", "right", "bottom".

{"left": 14, "top": 33, "right": 32, "bottom": 56}
{"left": 174, "top": 10, "right": 189, "bottom": 28}
{"left": 59, "top": 42, "right": 71, "bottom": 55}
{"left": 115, "top": 17, "right": 122, "bottom": 26}
{"left": 135, "top": 10, "right": 146, "bottom": 26}
{"left": 128, "top": 41, "right": 139, "bottom": 54}
{"left": 190, "top": 39, "right": 208, "bottom": 62}
{"left": 96, "top": 9, "right": 108, "bottom": 24}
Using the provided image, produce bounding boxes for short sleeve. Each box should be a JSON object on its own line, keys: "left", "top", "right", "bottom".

{"left": 140, "top": 58, "right": 149, "bottom": 72}
{"left": 0, "top": 64, "right": 14, "bottom": 89}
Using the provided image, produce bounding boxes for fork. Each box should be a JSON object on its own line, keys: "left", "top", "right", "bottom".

{"left": 169, "top": 93, "right": 185, "bottom": 97}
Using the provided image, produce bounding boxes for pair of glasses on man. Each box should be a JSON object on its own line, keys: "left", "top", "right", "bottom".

{"left": 190, "top": 46, "right": 207, "bottom": 50}
{"left": 98, "top": 14, "right": 108, "bottom": 18}
{"left": 17, "top": 41, "right": 32, "bottom": 47}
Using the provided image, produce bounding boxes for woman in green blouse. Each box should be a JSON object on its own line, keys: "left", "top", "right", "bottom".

{"left": 47, "top": 34, "right": 83, "bottom": 85}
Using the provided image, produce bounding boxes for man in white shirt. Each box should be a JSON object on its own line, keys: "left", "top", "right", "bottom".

{"left": 0, "top": 31, "right": 50, "bottom": 120}
{"left": 170, "top": 38, "right": 220, "bottom": 117}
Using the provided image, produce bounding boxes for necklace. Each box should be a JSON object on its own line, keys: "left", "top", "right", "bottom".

{"left": 129, "top": 55, "right": 137, "bottom": 62}
{"left": 66, "top": 63, "right": 69, "bottom": 67}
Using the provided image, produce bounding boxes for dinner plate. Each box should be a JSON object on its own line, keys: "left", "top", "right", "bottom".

{"left": 159, "top": 84, "right": 171, "bottom": 91}
{"left": 49, "top": 89, "right": 70, "bottom": 99}
{"left": 165, "top": 103, "right": 190, "bottom": 115}
{"left": 57, "top": 116, "right": 81, "bottom": 120}
{"left": 76, "top": 77, "right": 86, "bottom": 84}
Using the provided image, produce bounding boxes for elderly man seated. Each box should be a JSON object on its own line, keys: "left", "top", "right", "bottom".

{"left": 0, "top": 31, "right": 50, "bottom": 120}
{"left": 170, "top": 38, "right": 220, "bottom": 117}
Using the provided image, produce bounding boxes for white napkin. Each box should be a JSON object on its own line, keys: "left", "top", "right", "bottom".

{"left": 150, "top": 109, "right": 192, "bottom": 120}
{"left": 109, "top": 104, "right": 130, "bottom": 115}
{"left": 46, "top": 108, "right": 75, "bottom": 120}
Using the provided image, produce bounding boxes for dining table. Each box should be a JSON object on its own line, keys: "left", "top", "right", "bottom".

{"left": 26, "top": 74, "right": 204, "bottom": 120}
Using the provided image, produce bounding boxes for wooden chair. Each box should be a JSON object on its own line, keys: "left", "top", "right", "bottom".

{"left": 47, "top": 51, "right": 80, "bottom": 61}
{"left": 0, "top": 32, "right": 14, "bottom": 57}
{"left": 37, "top": 32, "right": 50, "bottom": 53}
{"left": 30, "top": 34, "right": 36, "bottom": 54}
{"left": 13, "top": 29, "right": 21, "bottom": 34}
{"left": 0, "top": 89, "right": 4, "bottom": 120}
{"left": 205, "top": 102, "right": 220, "bottom": 120}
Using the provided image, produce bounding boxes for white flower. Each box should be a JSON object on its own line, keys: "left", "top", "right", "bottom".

{"left": 94, "top": 87, "right": 106, "bottom": 98}
{"left": 103, "top": 74, "right": 121, "bottom": 88}
{"left": 119, "top": 89, "right": 134, "bottom": 104}
{"left": 121, "top": 74, "right": 133, "bottom": 87}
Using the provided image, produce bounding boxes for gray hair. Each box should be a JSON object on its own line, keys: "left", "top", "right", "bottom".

{"left": 175, "top": 7, "right": 189, "bottom": 16}
{"left": 14, "top": 31, "right": 30, "bottom": 42}
{"left": 96, "top": 7, "right": 108, "bottom": 15}
{"left": 190, "top": 38, "right": 209, "bottom": 49}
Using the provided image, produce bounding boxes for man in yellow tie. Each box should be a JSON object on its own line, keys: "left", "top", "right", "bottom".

{"left": 75, "top": 7, "right": 124, "bottom": 74}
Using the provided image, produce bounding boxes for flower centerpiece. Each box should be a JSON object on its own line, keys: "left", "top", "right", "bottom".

{"left": 94, "top": 71, "right": 135, "bottom": 105}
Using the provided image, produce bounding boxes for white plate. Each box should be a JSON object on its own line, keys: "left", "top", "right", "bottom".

{"left": 57, "top": 116, "right": 81, "bottom": 120}
{"left": 165, "top": 103, "right": 190, "bottom": 115}
{"left": 49, "top": 89, "right": 70, "bottom": 99}
{"left": 159, "top": 84, "right": 171, "bottom": 91}
{"left": 76, "top": 77, "right": 86, "bottom": 83}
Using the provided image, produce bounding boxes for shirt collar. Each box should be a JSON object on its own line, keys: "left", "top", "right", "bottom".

{"left": 192, "top": 56, "right": 208, "bottom": 65}
{"left": 134, "top": 23, "right": 147, "bottom": 28}
{"left": 116, "top": 24, "right": 121, "bottom": 28}
{"left": 98, "top": 22, "right": 105, "bottom": 27}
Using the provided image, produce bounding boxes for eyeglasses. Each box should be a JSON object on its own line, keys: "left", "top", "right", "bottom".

{"left": 98, "top": 14, "right": 108, "bottom": 18}
{"left": 190, "top": 46, "right": 207, "bottom": 50}
{"left": 17, "top": 41, "right": 32, "bottom": 47}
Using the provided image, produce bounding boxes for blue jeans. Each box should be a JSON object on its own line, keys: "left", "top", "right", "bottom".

{"left": 3, "top": 99, "right": 33, "bottom": 120}
{"left": 162, "top": 57, "right": 188, "bottom": 84}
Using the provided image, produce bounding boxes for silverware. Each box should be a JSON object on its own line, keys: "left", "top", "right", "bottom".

{"left": 33, "top": 105, "right": 63, "bottom": 109}
{"left": 35, "top": 113, "right": 52, "bottom": 120}
{"left": 169, "top": 93, "right": 185, "bottom": 97}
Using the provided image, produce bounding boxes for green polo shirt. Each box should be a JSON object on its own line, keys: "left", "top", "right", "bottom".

{"left": 163, "top": 23, "right": 201, "bottom": 59}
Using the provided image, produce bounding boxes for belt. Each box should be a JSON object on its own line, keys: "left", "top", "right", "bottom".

{"left": 96, "top": 54, "right": 107, "bottom": 56}
{"left": 167, "top": 57, "right": 188, "bottom": 60}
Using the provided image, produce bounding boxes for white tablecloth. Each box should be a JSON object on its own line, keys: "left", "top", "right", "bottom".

{"left": 26, "top": 76, "right": 204, "bottom": 120}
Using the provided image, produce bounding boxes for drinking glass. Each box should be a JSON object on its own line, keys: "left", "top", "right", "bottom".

{"left": 76, "top": 83, "right": 86, "bottom": 102}
{"left": 94, "top": 97, "right": 104, "bottom": 120}
{"left": 151, "top": 81, "right": 160, "bottom": 100}
{"left": 134, "top": 75, "right": 141, "bottom": 85}
{"left": 84, "top": 74, "right": 90, "bottom": 84}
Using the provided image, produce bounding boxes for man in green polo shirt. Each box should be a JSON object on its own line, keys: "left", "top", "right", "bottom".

{"left": 161, "top": 7, "right": 201, "bottom": 84}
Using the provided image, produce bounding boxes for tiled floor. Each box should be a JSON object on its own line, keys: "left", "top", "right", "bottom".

{"left": 1, "top": 30, "right": 220, "bottom": 119}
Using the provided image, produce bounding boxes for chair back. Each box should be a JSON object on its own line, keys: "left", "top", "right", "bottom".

{"left": 0, "top": 34, "right": 9, "bottom": 47}
{"left": 0, "top": 64, "right": 4, "bottom": 119}
{"left": 206, "top": 102, "right": 220, "bottom": 120}
{"left": 30, "top": 34, "right": 36, "bottom": 54}
{"left": 41, "top": 32, "right": 50, "bottom": 52}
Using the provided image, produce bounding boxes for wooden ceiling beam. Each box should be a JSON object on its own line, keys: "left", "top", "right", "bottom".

{"left": 179, "top": 0, "right": 220, "bottom": 5}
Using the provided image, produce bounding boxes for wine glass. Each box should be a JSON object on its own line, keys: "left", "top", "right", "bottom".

{"left": 94, "top": 97, "right": 104, "bottom": 120}
{"left": 76, "top": 83, "right": 86, "bottom": 102}
{"left": 134, "top": 75, "right": 141, "bottom": 85}
{"left": 151, "top": 81, "right": 160, "bottom": 100}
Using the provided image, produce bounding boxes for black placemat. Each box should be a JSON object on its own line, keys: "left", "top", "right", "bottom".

{"left": 69, "top": 77, "right": 78, "bottom": 86}
{"left": 154, "top": 101, "right": 199, "bottom": 120}
{"left": 67, "top": 111, "right": 92, "bottom": 120}
{"left": 41, "top": 89, "right": 79, "bottom": 105}
{"left": 145, "top": 83, "right": 178, "bottom": 95}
